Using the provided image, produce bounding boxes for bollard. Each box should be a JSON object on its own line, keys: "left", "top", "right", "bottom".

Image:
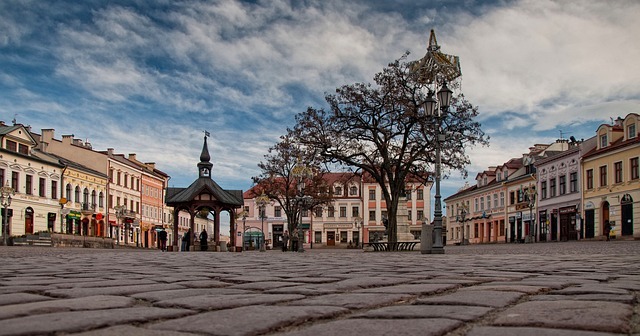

{"left": 420, "top": 224, "right": 434, "bottom": 254}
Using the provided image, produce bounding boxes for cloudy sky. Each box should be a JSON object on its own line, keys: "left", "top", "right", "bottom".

{"left": 2, "top": 0, "right": 639, "bottom": 218}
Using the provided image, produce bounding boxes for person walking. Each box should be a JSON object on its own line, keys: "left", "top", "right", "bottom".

{"left": 200, "top": 228, "right": 208, "bottom": 251}
{"left": 291, "top": 229, "right": 299, "bottom": 252}
{"left": 182, "top": 228, "right": 191, "bottom": 251}
{"left": 282, "top": 230, "right": 289, "bottom": 252}
{"left": 604, "top": 220, "right": 611, "bottom": 241}
{"left": 158, "top": 228, "right": 168, "bottom": 252}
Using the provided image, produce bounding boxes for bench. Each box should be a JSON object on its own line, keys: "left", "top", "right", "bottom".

{"left": 365, "top": 242, "right": 418, "bottom": 252}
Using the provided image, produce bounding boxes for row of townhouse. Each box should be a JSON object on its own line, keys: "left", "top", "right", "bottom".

{"left": 238, "top": 173, "right": 432, "bottom": 249}
{"left": 0, "top": 121, "right": 175, "bottom": 248}
{"left": 445, "top": 113, "right": 640, "bottom": 244}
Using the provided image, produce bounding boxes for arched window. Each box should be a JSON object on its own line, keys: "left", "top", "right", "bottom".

{"left": 99, "top": 192, "right": 104, "bottom": 208}
{"left": 75, "top": 186, "right": 80, "bottom": 203}
{"left": 91, "top": 190, "right": 97, "bottom": 206}
{"left": 66, "top": 183, "right": 72, "bottom": 201}
{"left": 83, "top": 188, "right": 89, "bottom": 205}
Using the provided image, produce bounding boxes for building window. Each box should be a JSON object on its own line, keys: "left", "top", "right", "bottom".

{"left": 75, "top": 186, "right": 80, "bottom": 203}
{"left": 274, "top": 206, "right": 282, "bottom": 217}
{"left": 559, "top": 175, "right": 566, "bottom": 195}
{"left": 39, "top": 178, "right": 46, "bottom": 197}
{"left": 352, "top": 206, "right": 359, "bottom": 217}
{"left": 475, "top": 198, "right": 479, "bottom": 211}
{"left": 51, "top": 180, "right": 57, "bottom": 199}
{"left": 11, "top": 172, "right": 18, "bottom": 190}
{"left": 109, "top": 169, "right": 114, "bottom": 182}
{"left": 570, "top": 172, "right": 578, "bottom": 193}
{"left": 328, "top": 206, "right": 335, "bottom": 217}
{"left": 599, "top": 165, "right": 607, "bottom": 187}
{"left": 6, "top": 140, "right": 16, "bottom": 151}
{"left": 614, "top": 161, "right": 623, "bottom": 184}
{"left": 334, "top": 186, "right": 342, "bottom": 196}
{"left": 349, "top": 186, "right": 358, "bottom": 196}
{"left": 18, "top": 144, "right": 28, "bottom": 155}
{"left": 340, "top": 231, "right": 348, "bottom": 243}
{"left": 486, "top": 196, "right": 491, "bottom": 210}
{"left": 91, "top": 190, "right": 97, "bottom": 207}
{"left": 628, "top": 123, "right": 636, "bottom": 139}
{"left": 99, "top": 192, "right": 104, "bottom": 208}
{"left": 131, "top": 177, "right": 135, "bottom": 190}
{"left": 500, "top": 192, "right": 504, "bottom": 207}
{"left": 0, "top": 169, "right": 4, "bottom": 187}
{"left": 517, "top": 188, "right": 524, "bottom": 203}
{"left": 124, "top": 174, "right": 128, "bottom": 188}
{"left": 600, "top": 134, "right": 608, "bottom": 148}
{"left": 549, "top": 178, "right": 556, "bottom": 197}
{"left": 314, "top": 207, "right": 322, "bottom": 217}
{"left": 117, "top": 172, "right": 121, "bottom": 185}
{"left": 417, "top": 210, "right": 424, "bottom": 220}
{"left": 586, "top": 169, "right": 594, "bottom": 189}
{"left": 541, "top": 181, "right": 547, "bottom": 199}
{"left": 83, "top": 188, "right": 89, "bottom": 205}
{"left": 631, "top": 157, "right": 639, "bottom": 180}
{"left": 405, "top": 189, "right": 411, "bottom": 200}
{"left": 369, "top": 210, "right": 376, "bottom": 221}
{"left": 368, "top": 189, "right": 375, "bottom": 200}
{"left": 301, "top": 209, "right": 308, "bottom": 217}
{"left": 474, "top": 223, "right": 479, "bottom": 238}
{"left": 66, "top": 184, "right": 72, "bottom": 200}
{"left": 504, "top": 171, "right": 508, "bottom": 180}
{"left": 493, "top": 194, "right": 498, "bottom": 208}
{"left": 417, "top": 189, "right": 424, "bottom": 200}
{"left": 408, "top": 211, "right": 412, "bottom": 221}
{"left": 339, "top": 206, "right": 347, "bottom": 217}
{"left": 25, "top": 175, "right": 33, "bottom": 195}
{"left": 509, "top": 192, "right": 515, "bottom": 205}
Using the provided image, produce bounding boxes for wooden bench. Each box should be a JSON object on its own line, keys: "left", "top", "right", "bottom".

{"left": 365, "top": 242, "right": 418, "bottom": 252}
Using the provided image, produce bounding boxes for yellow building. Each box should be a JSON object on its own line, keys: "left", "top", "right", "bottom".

{"left": 581, "top": 113, "right": 639, "bottom": 239}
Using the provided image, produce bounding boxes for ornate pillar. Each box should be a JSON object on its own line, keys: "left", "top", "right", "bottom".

{"left": 214, "top": 207, "right": 220, "bottom": 244}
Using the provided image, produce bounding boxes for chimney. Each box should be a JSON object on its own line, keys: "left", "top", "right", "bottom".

{"left": 145, "top": 162, "right": 156, "bottom": 170}
{"left": 73, "top": 139, "right": 84, "bottom": 146}
{"left": 41, "top": 129, "right": 54, "bottom": 143}
{"left": 128, "top": 153, "right": 137, "bottom": 161}
{"left": 107, "top": 148, "right": 114, "bottom": 156}
{"left": 62, "top": 134, "right": 74, "bottom": 145}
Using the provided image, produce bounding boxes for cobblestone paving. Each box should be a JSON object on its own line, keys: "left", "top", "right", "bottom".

{"left": 0, "top": 241, "right": 638, "bottom": 336}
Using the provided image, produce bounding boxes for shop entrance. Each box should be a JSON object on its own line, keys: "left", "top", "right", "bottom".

{"left": 327, "top": 231, "right": 335, "bottom": 246}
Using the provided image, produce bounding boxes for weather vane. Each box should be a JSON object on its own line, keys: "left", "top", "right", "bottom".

{"left": 203, "top": 130, "right": 210, "bottom": 138}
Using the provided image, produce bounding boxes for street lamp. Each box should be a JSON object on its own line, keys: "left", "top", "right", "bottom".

{"left": 456, "top": 203, "right": 468, "bottom": 245}
{"left": 241, "top": 211, "right": 247, "bottom": 251}
{"left": 523, "top": 183, "right": 536, "bottom": 242}
{"left": 1, "top": 183, "right": 15, "bottom": 246}
{"left": 421, "top": 82, "right": 452, "bottom": 254}
{"left": 354, "top": 217, "right": 363, "bottom": 249}
{"left": 255, "top": 193, "right": 270, "bottom": 252}
{"left": 114, "top": 205, "right": 125, "bottom": 245}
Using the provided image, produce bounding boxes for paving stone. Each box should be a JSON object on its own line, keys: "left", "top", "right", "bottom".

{"left": 44, "top": 283, "right": 186, "bottom": 298}
{"left": 551, "top": 285, "right": 630, "bottom": 295}
{"left": 354, "top": 283, "right": 458, "bottom": 295}
{"left": 130, "top": 287, "right": 252, "bottom": 302}
{"left": 0, "top": 307, "right": 192, "bottom": 336}
{"left": 354, "top": 304, "right": 493, "bottom": 321}
{"left": 492, "top": 300, "right": 632, "bottom": 333}
{"left": 467, "top": 326, "right": 620, "bottom": 336}
{"left": 0, "top": 295, "right": 135, "bottom": 319}
{"left": 173, "top": 280, "right": 231, "bottom": 288}
{"left": 460, "top": 284, "right": 548, "bottom": 294}
{"left": 69, "top": 325, "right": 202, "bottom": 336}
{"left": 281, "top": 277, "right": 343, "bottom": 284}
{"left": 283, "top": 293, "right": 412, "bottom": 309}
{"left": 416, "top": 290, "right": 525, "bottom": 307}
{"left": 228, "top": 281, "right": 306, "bottom": 290}
{"left": 52, "top": 279, "right": 156, "bottom": 289}
{"left": 155, "top": 293, "right": 305, "bottom": 310}
{"left": 273, "top": 318, "right": 462, "bottom": 336}
{"left": 0, "top": 293, "right": 54, "bottom": 306}
{"left": 530, "top": 294, "right": 635, "bottom": 303}
{"left": 148, "top": 305, "right": 346, "bottom": 336}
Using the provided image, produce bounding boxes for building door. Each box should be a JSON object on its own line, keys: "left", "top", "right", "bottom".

{"left": 550, "top": 213, "right": 558, "bottom": 241}
{"left": 516, "top": 219, "right": 522, "bottom": 242}
{"left": 621, "top": 195, "right": 633, "bottom": 236}
{"left": 327, "top": 231, "right": 335, "bottom": 246}
{"left": 272, "top": 225, "right": 284, "bottom": 248}
{"left": 25, "top": 208, "right": 34, "bottom": 234}
{"left": 509, "top": 217, "right": 515, "bottom": 243}
{"left": 601, "top": 201, "right": 610, "bottom": 237}
{"left": 585, "top": 209, "right": 595, "bottom": 238}
{"left": 559, "top": 213, "right": 570, "bottom": 242}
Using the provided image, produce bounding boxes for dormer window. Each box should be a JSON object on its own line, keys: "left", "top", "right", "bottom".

{"left": 628, "top": 123, "right": 636, "bottom": 139}
{"left": 334, "top": 186, "right": 342, "bottom": 196}
{"left": 600, "top": 134, "right": 608, "bottom": 148}
{"left": 503, "top": 171, "right": 508, "bottom": 180}
{"left": 349, "top": 186, "right": 358, "bottom": 196}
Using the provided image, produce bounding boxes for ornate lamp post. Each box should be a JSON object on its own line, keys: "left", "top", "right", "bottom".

{"left": 456, "top": 203, "right": 468, "bottom": 245}
{"left": 421, "top": 82, "right": 452, "bottom": 254}
{"left": 241, "top": 210, "right": 247, "bottom": 251}
{"left": 353, "top": 217, "right": 363, "bottom": 249}
{"left": 255, "top": 193, "right": 270, "bottom": 252}
{"left": 1, "top": 183, "right": 15, "bottom": 246}
{"left": 292, "top": 160, "right": 313, "bottom": 253}
{"left": 523, "top": 183, "right": 537, "bottom": 242}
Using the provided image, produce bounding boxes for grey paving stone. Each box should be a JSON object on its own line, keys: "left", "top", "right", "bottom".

{"left": 354, "top": 304, "right": 493, "bottom": 321}
{"left": 492, "top": 300, "right": 632, "bottom": 333}
{"left": 273, "top": 318, "right": 462, "bottom": 336}
{"left": 280, "top": 277, "right": 343, "bottom": 284}
{"left": 69, "top": 325, "right": 202, "bottom": 336}
{"left": 530, "top": 294, "right": 635, "bottom": 303}
{"left": 228, "top": 281, "right": 306, "bottom": 290}
{"left": 283, "top": 293, "right": 412, "bottom": 309}
{"left": 459, "top": 284, "right": 548, "bottom": 294}
{"left": 173, "top": 279, "right": 231, "bottom": 288}
{"left": 0, "top": 307, "right": 192, "bottom": 336}
{"left": 44, "top": 283, "right": 186, "bottom": 298}
{"left": 155, "top": 293, "right": 305, "bottom": 310}
{"left": 354, "top": 283, "right": 458, "bottom": 295}
{"left": 551, "top": 284, "right": 631, "bottom": 295}
{"left": 416, "top": 290, "right": 525, "bottom": 307}
{"left": 0, "top": 295, "right": 135, "bottom": 319}
{"left": 148, "top": 305, "right": 347, "bottom": 336}
{"left": 467, "top": 326, "right": 621, "bottom": 336}
{"left": 0, "top": 293, "right": 54, "bottom": 306}
{"left": 130, "top": 287, "right": 252, "bottom": 302}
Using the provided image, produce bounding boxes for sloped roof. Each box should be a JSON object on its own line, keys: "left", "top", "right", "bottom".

{"left": 166, "top": 177, "right": 243, "bottom": 206}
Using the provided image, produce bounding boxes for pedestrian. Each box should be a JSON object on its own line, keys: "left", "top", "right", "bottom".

{"left": 604, "top": 220, "right": 611, "bottom": 241}
{"left": 291, "top": 229, "right": 299, "bottom": 252}
{"left": 158, "top": 228, "right": 168, "bottom": 252}
{"left": 282, "top": 230, "right": 289, "bottom": 252}
{"left": 182, "top": 228, "right": 191, "bottom": 251}
{"left": 200, "top": 228, "right": 208, "bottom": 251}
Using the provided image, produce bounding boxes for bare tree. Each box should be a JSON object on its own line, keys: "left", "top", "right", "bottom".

{"left": 291, "top": 54, "right": 488, "bottom": 242}
{"left": 252, "top": 134, "right": 332, "bottom": 233}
